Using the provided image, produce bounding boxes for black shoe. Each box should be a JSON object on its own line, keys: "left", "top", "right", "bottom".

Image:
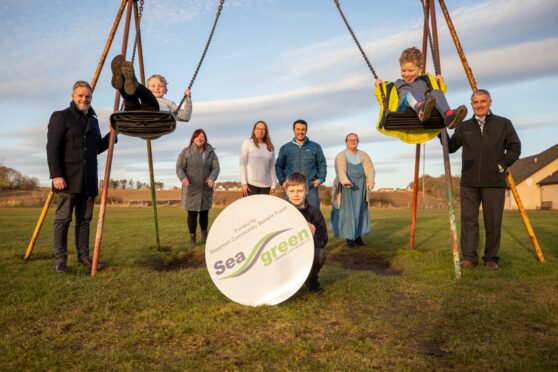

{"left": 346, "top": 239, "right": 356, "bottom": 248}
{"left": 121, "top": 61, "right": 139, "bottom": 95}
{"left": 306, "top": 280, "right": 323, "bottom": 295}
{"left": 200, "top": 230, "right": 208, "bottom": 244}
{"left": 416, "top": 96, "right": 436, "bottom": 123}
{"left": 354, "top": 236, "right": 365, "bottom": 246}
{"left": 111, "top": 55, "right": 125, "bottom": 90}
{"left": 445, "top": 105, "right": 467, "bottom": 129}
{"left": 189, "top": 233, "right": 196, "bottom": 248}
{"left": 78, "top": 256, "right": 106, "bottom": 270}
{"left": 55, "top": 261, "right": 68, "bottom": 273}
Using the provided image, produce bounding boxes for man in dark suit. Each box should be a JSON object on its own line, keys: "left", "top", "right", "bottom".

{"left": 47, "top": 81, "right": 113, "bottom": 273}
{"left": 444, "top": 89, "right": 521, "bottom": 270}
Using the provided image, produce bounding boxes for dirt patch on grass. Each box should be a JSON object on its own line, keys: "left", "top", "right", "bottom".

{"left": 144, "top": 249, "right": 206, "bottom": 272}
{"left": 419, "top": 339, "right": 451, "bottom": 357}
{"left": 329, "top": 251, "right": 401, "bottom": 276}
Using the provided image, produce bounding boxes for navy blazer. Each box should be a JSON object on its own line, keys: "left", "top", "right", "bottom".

{"left": 46, "top": 101, "right": 112, "bottom": 196}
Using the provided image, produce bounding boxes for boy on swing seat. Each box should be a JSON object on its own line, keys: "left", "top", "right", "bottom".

{"left": 375, "top": 47, "right": 467, "bottom": 129}
{"left": 110, "top": 54, "right": 192, "bottom": 122}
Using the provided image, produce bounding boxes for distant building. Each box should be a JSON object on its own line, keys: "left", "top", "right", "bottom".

{"left": 505, "top": 144, "right": 558, "bottom": 210}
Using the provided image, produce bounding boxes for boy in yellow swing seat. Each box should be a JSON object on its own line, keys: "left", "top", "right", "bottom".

{"left": 375, "top": 47, "right": 467, "bottom": 144}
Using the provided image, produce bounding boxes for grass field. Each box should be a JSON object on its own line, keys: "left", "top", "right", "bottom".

{"left": 1, "top": 206, "right": 557, "bottom": 370}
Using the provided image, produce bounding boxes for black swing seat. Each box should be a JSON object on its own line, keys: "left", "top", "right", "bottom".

{"left": 110, "top": 111, "right": 177, "bottom": 140}
{"left": 381, "top": 110, "right": 445, "bottom": 131}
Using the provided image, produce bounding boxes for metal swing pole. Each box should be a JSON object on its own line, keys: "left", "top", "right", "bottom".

{"left": 91, "top": 0, "right": 135, "bottom": 276}
{"left": 428, "top": 0, "right": 461, "bottom": 279}
{"left": 131, "top": 1, "right": 162, "bottom": 249}
{"left": 437, "top": 0, "right": 544, "bottom": 263}
{"left": 23, "top": 0, "right": 129, "bottom": 262}
{"left": 410, "top": 0, "right": 433, "bottom": 250}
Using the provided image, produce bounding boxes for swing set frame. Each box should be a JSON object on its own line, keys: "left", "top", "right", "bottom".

{"left": 23, "top": 0, "right": 543, "bottom": 278}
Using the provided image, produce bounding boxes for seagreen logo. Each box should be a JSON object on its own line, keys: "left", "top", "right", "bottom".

{"left": 213, "top": 228, "right": 311, "bottom": 279}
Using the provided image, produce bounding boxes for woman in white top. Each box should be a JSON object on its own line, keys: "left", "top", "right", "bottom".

{"left": 240, "top": 121, "right": 278, "bottom": 196}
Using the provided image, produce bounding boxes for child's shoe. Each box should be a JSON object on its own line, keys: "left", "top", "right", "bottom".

{"left": 306, "top": 279, "right": 323, "bottom": 295}
{"left": 121, "top": 61, "right": 139, "bottom": 95}
{"left": 445, "top": 105, "right": 468, "bottom": 129}
{"left": 110, "top": 55, "right": 125, "bottom": 90}
{"left": 415, "top": 96, "right": 436, "bottom": 123}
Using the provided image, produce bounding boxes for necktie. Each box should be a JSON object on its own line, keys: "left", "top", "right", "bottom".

{"left": 477, "top": 117, "right": 485, "bottom": 135}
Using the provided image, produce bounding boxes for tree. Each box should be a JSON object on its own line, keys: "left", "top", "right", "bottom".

{"left": 407, "top": 174, "right": 460, "bottom": 199}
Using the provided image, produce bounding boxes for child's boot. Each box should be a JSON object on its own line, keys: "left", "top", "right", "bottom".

{"left": 188, "top": 233, "right": 196, "bottom": 248}
{"left": 415, "top": 96, "right": 436, "bottom": 123}
{"left": 110, "top": 55, "right": 125, "bottom": 90}
{"left": 445, "top": 105, "right": 468, "bottom": 129}
{"left": 121, "top": 61, "right": 139, "bottom": 95}
{"left": 200, "top": 230, "right": 208, "bottom": 244}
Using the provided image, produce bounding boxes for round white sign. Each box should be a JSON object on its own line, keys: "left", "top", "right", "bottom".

{"left": 205, "top": 195, "right": 315, "bottom": 306}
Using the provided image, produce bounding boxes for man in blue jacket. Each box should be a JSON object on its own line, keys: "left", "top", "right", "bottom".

{"left": 444, "top": 89, "right": 521, "bottom": 270}
{"left": 46, "top": 81, "right": 114, "bottom": 273}
{"left": 275, "top": 119, "right": 327, "bottom": 209}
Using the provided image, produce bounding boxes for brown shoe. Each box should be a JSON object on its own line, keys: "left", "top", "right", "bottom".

{"left": 486, "top": 261, "right": 499, "bottom": 270}
{"left": 121, "top": 61, "right": 139, "bottom": 95}
{"left": 460, "top": 259, "right": 476, "bottom": 269}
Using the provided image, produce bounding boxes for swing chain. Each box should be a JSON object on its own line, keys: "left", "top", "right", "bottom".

{"left": 333, "top": 0, "right": 387, "bottom": 110}
{"left": 421, "top": 0, "right": 440, "bottom": 76}
{"left": 119, "top": 0, "right": 144, "bottom": 111}
{"left": 130, "top": 0, "right": 144, "bottom": 67}
{"left": 176, "top": 0, "right": 225, "bottom": 113}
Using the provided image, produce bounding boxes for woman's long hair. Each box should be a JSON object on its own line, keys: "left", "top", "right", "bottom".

{"left": 189, "top": 128, "right": 208, "bottom": 151}
{"left": 250, "top": 120, "right": 274, "bottom": 152}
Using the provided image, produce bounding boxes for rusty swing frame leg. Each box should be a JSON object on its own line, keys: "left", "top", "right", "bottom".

{"left": 91, "top": 0, "right": 137, "bottom": 276}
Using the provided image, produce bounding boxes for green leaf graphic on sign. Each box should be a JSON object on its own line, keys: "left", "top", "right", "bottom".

{"left": 221, "top": 228, "right": 291, "bottom": 279}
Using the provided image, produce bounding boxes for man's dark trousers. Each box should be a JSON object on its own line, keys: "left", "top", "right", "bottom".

{"left": 460, "top": 186, "right": 505, "bottom": 264}
{"left": 53, "top": 192, "right": 95, "bottom": 264}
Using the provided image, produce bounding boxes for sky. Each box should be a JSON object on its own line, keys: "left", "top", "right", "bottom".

{"left": 1, "top": 0, "right": 557, "bottom": 189}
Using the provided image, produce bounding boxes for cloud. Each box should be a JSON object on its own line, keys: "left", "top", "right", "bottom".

{"left": 1, "top": 0, "right": 557, "bottom": 188}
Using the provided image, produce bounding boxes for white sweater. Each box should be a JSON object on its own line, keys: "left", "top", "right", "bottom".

{"left": 239, "top": 138, "right": 278, "bottom": 188}
{"left": 157, "top": 96, "right": 192, "bottom": 122}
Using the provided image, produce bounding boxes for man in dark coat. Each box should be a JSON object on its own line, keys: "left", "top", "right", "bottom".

{"left": 444, "top": 89, "right": 521, "bottom": 270}
{"left": 46, "top": 81, "right": 113, "bottom": 272}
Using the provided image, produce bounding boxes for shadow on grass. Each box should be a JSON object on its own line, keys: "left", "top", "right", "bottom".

{"left": 328, "top": 249, "right": 401, "bottom": 276}
{"left": 17, "top": 251, "right": 54, "bottom": 261}
{"left": 135, "top": 247, "right": 206, "bottom": 272}
{"left": 501, "top": 224, "right": 536, "bottom": 258}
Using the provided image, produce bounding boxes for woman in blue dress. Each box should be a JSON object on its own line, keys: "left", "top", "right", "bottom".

{"left": 331, "top": 133, "right": 376, "bottom": 247}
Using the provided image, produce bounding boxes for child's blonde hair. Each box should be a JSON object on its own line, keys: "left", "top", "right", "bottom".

{"left": 147, "top": 74, "right": 168, "bottom": 92}
{"left": 399, "top": 47, "right": 423, "bottom": 67}
{"left": 285, "top": 172, "right": 308, "bottom": 188}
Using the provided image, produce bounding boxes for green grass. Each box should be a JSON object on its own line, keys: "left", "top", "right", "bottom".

{"left": 1, "top": 207, "right": 557, "bottom": 370}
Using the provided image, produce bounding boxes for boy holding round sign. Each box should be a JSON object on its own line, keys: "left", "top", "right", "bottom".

{"left": 284, "top": 173, "right": 328, "bottom": 294}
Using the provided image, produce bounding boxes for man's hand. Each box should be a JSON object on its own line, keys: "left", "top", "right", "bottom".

{"left": 270, "top": 187, "right": 275, "bottom": 195}
{"left": 367, "top": 181, "right": 375, "bottom": 191}
{"left": 52, "top": 177, "right": 66, "bottom": 190}
{"left": 184, "top": 88, "right": 191, "bottom": 97}
{"left": 181, "top": 178, "right": 190, "bottom": 187}
{"left": 375, "top": 79, "right": 384, "bottom": 87}
{"left": 241, "top": 184, "right": 250, "bottom": 196}
{"left": 343, "top": 181, "right": 353, "bottom": 188}
{"left": 207, "top": 179, "right": 215, "bottom": 188}
{"left": 312, "top": 179, "right": 321, "bottom": 188}
{"left": 307, "top": 222, "right": 316, "bottom": 236}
